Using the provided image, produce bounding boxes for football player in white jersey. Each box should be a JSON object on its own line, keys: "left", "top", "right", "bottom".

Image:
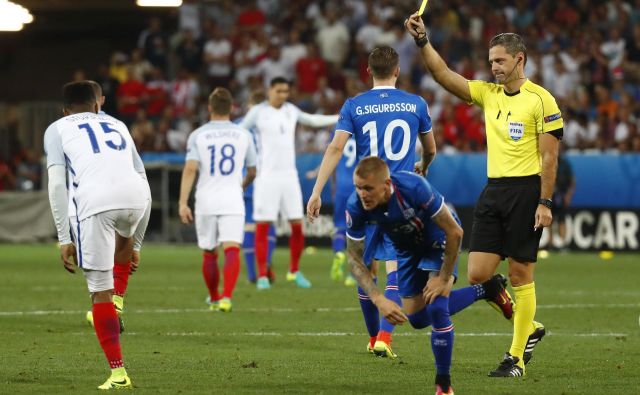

{"left": 240, "top": 77, "right": 338, "bottom": 290}
{"left": 80, "top": 80, "right": 151, "bottom": 332}
{"left": 44, "top": 81, "right": 151, "bottom": 390}
{"left": 178, "top": 87, "right": 257, "bottom": 313}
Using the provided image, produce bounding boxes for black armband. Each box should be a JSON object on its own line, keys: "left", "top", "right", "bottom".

{"left": 414, "top": 33, "right": 429, "bottom": 48}
{"left": 538, "top": 198, "right": 553, "bottom": 209}
{"left": 547, "top": 128, "right": 563, "bottom": 140}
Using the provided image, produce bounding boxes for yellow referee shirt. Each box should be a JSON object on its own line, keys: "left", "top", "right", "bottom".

{"left": 468, "top": 79, "right": 564, "bottom": 178}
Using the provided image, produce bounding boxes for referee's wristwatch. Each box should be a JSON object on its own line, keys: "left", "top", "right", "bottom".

{"left": 538, "top": 198, "right": 552, "bottom": 209}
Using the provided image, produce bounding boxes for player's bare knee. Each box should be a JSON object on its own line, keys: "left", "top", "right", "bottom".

{"left": 467, "top": 270, "right": 491, "bottom": 285}
{"left": 385, "top": 260, "right": 398, "bottom": 273}
{"left": 508, "top": 259, "right": 534, "bottom": 286}
{"left": 91, "top": 290, "right": 113, "bottom": 304}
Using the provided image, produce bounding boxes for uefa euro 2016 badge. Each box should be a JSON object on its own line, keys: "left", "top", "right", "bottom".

{"left": 508, "top": 121, "right": 524, "bottom": 141}
{"left": 346, "top": 210, "right": 352, "bottom": 228}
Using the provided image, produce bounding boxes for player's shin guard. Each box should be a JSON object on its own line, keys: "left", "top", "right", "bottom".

{"left": 448, "top": 285, "right": 486, "bottom": 315}
{"left": 242, "top": 230, "right": 257, "bottom": 282}
{"left": 255, "top": 223, "right": 270, "bottom": 278}
{"left": 222, "top": 247, "right": 240, "bottom": 299}
{"left": 332, "top": 227, "right": 346, "bottom": 253}
{"left": 358, "top": 283, "right": 380, "bottom": 341}
{"left": 92, "top": 302, "right": 124, "bottom": 369}
{"left": 378, "top": 271, "right": 401, "bottom": 339}
{"left": 407, "top": 306, "right": 431, "bottom": 329}
{"left": 509, "top": 282, "right": 536, "bottom": 368}
{"left": 289, "top": 222, "right": 304, "bottom": 274}
{"left": 202, "top": 251, "right": 220, "bottom": 302}
{"left": 428, "top": 296, "right": 454, "bottom": 378}
{"left": 113, "top": 262, "right": 131, "bottom": 298}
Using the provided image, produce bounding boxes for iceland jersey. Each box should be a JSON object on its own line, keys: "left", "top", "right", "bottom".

{"left": 345, "top": 171, "right": 451, "bottom": 271}
{"left": 335, "top": 86, "right": 432, "bottom": 173}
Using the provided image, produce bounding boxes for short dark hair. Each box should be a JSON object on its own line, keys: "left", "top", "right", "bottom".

{"left": 489, "top": 33, "right": 527, "bottom": 63}
{"left": 62, "top": 81, "right": 97, "bottom": 110}
{"left": 208, "top": 87, "right": 233, "bottom": 115}
{"left": 368, "top": 46, "right": 399, "bottom": 79}
{"left": 86, "top": 80, "right": 103, "bottom": 98}
{"left": 270, "top": 76, "right": 289, "bottom": 87}
{"left": 248, "top": 90, "right": 266, "bottom": 105}
{"left": 354, "top": 156, "right": 389, "bottom": 180}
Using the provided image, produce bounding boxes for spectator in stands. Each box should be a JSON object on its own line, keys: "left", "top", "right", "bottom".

{"left": 145, "top": 67, "right": 170, "bottom": 121}
{"left": 170, "top": 68, "right": 200, "bottom": 118}
{"left": 316, "top": 9, "right": 350, "bottom": 67}
{"left": 296, "top": 43, "right": 327, "bottom": 95}
{"left": 130, "top": 109, "right": 155, "bottom": 152}
{"left": 129, "top": 48, "right": 153, "bottom": 82}
{"left": 116, "top": 67, "right": 148, "bottom": 125}
{"left": 255, "top": 45, "right": 288, "bottom": 89}
{"left": 176, "top": 29, "right": 204, "bottom": 75}
{"left": 203, "top": 26, "right": 232, "bottom": 89}
{"left": 138, "top": 16, "right": 169, "bottom": 71}
{"left": 15, "top": 149, "right": 41, "bottom": 191}
{"left": 95, "top": 64, "right": 120, "bottom": 116}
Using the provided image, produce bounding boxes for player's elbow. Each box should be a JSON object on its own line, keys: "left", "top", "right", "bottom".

{"left": 448, "top": 226, "right": 463, "bottom": 246}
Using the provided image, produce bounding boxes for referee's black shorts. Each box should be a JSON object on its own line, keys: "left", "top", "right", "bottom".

{"left": 469, "top": 175, "right": 543, "bottom": 263}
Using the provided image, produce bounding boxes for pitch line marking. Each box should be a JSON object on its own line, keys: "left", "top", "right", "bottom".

{"left": 1, "top": 302, "right": 640, "bottom": 317}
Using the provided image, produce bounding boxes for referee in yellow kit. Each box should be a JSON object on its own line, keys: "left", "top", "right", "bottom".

{"left": 405, "top": 14, "right": 562, "bottom": 377}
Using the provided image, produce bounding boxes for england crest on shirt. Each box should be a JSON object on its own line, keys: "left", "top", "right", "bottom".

{"left": 508, "top": 121, "right": 524, "bottom": 141}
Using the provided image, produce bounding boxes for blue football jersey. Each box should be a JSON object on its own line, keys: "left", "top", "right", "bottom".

{"left": 346, "top": 171, "right": 446, "bottom": 261}
{"left": 335, "top": 87, "right": 431, "bottom": 173}
{"left": 336, "top": 136, "right": 357, "bottom": 196}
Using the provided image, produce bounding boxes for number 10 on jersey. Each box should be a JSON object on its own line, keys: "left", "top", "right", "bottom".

{"left": 362, "top": 119, "right": 411, "bottom": 161}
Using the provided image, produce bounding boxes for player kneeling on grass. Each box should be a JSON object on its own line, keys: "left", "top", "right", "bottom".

{"left": 345, "top": 157, "right": 507, "bottom": 395}
{"left": 45, "top": 81, "right": 151, "bottom": 389}
{"left": 179, "top": 87, "right": 257, "bottom": 313}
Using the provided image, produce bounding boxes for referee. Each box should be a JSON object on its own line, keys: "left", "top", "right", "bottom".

{"left": 405, "top": 14, "right": 562, "bottom": 378}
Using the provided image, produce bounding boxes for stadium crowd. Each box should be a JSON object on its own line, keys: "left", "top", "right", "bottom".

{"left": 2, "top": 0, "right": 640, "bottom": 191}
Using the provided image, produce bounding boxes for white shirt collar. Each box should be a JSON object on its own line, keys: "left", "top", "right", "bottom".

{"left": 371, "top": 86, "right": 396, "bottom": 90}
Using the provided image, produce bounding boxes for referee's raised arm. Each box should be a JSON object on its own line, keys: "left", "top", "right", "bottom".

{"left": 404, "top": 13, "right": 471, "bottom": 103}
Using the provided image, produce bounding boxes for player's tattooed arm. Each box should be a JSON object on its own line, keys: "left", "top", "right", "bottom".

{"left": 346, "top": 238, "right": 379, "bottom": 298}
{"left": 347, "top": 237, "right": 408, "bottom": 324}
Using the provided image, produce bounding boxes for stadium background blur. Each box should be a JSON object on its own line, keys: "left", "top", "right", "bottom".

{"left": 1, "top": 0, "right": 639, "bottom": 251}
{"left": 1, "top": 2, "right": 640, "bottom": 394}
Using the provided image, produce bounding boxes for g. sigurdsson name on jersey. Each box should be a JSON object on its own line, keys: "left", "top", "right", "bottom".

{"left": 355, "top": 102, "right": 418, "bottom": 115}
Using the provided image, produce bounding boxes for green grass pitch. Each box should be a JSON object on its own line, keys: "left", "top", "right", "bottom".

{"left": 1, "top": 244, "right": 639, "bottom": 394}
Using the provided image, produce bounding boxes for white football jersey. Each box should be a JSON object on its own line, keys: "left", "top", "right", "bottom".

{"left": 241, "top": 102, "right": 338, "bottom": 175}
{"left": 44, "top": 112, "right": 149, "bottom": 221}
{"left": 186, "top": 120, "right": 256, "bottom": 215}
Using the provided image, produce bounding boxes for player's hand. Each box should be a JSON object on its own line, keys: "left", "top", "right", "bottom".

{"left": 306, "top": 193, "right": 322, "bottom": 223}
{"left": 405, "top": 13, "right": 426, "bottom": 39}
{"left": 374, "top": 296, "right": 408, "bottom": 325}
{"left": 534, "top": 205, "right": 552, "bottom": 230}
{"left": 60, "top": 243, "right": 77, "bottom": 274}
{"left": 179, "top": 204, "right": 193, "bottom": 224}
{"left": 414, "top": 161, "right": 429, "bottom": 177}
{"left": 130, "top": 250, "right": 140, "bottom": 274}
{"left": 423, "top": 274, "right": 453, "bottom": 304}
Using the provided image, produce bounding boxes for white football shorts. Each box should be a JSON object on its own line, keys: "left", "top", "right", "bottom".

{"left": 83, "top": 269, "right": 114, "bottom": 293}
{"left": 252, "top": 174, "right": 303, "bottom": 222}
{"left": 76, "top": 208, "right": 146, "bottom": 271}
{"left": 195, "top": 214, "right": 244, "bottom": 250}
